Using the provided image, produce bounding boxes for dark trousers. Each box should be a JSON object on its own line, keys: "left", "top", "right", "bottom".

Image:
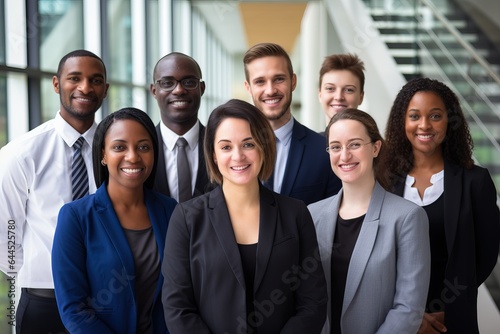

{"left": 16, "top": 288, "right": 68, "bottom": 334}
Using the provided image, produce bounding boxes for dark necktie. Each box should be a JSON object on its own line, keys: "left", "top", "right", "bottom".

{"left": 72, "top": 137, "right": 89, "bottom": 200}
{"left": 176, "top": 137, "right": 192, "bottom": 202}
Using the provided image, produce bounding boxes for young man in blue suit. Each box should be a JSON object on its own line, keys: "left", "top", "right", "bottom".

{"left": 243, "top": 43, "right": 341, "bottom": 204}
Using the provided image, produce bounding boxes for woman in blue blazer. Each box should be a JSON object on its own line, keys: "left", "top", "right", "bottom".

{"left": 162, "top": 99, "right": 327, "bottom": 333}
{"left": 383, "top": 78, "right": 500, "bottom": 333}
{"left": 308, "top": 109, "right": 431, "bottom": 334}
{"left": 52, "top": 108, "right": 177, "bottom": 333}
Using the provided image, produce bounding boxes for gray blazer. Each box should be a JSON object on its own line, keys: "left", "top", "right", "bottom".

{"left": 308, "top": 182, "right": 431, "bottom": 334}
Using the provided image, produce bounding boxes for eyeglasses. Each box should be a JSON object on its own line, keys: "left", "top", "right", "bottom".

{"left": 326, "top": 141, "right": 372, "bottom": 154}
{"left": 155, "top": 78, "right": 203, "bottom": 91}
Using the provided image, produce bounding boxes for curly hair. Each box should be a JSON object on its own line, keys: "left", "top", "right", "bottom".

{"left": 383, "top": 77, "right": 474, "bottom": 186}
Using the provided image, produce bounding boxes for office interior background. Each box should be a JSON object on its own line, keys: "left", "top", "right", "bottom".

{"left": 1, "top": 0, "right": 499, "bottom": 332}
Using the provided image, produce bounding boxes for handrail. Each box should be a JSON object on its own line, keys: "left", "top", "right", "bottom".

{"left": 419, "top": 0, "right": 500, "bottom": 87}
{"left": 415, "top": 9, "right": 500, "bottom": 121}
{"left": 416, "top": 35, "right": 500, "bottom": 154}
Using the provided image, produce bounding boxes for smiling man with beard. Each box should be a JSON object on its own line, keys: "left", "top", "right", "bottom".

{"left": 150, "top": 52, "right": 211, "bottom": 202}
{"left": 243, "top": 43, "right": 341, "bottom": 205}
{"left": 0, "top": 49, "right": 109, "bottom": 333}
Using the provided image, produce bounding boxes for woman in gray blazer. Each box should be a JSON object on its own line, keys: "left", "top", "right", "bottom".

{"left": 162, "top": 99, "right": 327, "bottom": 333}
{"left": 308, "top": 108, "right": 430, "bottom": 334}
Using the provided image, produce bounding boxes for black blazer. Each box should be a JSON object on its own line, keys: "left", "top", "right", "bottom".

{"left": 154, "top": 123, "right": 210, "bottom": 199}
{"left": 162, "top": 185, "right": 327, "bottom": 334}
{"left": 393, "top": 160, "right": 500, "bottom": 333}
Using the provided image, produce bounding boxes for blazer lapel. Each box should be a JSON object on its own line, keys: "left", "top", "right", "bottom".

{"left": 443, "top": 161, "right": 462, "bottom": 256}
{"left": 342, "top": 183, "right": 384, "bottom": 313}
{"left": 94, "top": 185, "right": 135, "bottom": 277}
{"left": 316, "top": 191, "right": 342, "bottom": 313}
{"left": 254, "top": 186, "right": 278, "bottom": 291}
{"left": 194, "top": 124, "right": 209, "bottom": 197}
{"left": 154, "top": 124, "right": 170, "bottom": 196}
{"left": 281, "top": 122, "right": 305, "bottom": 196}
{"left": 208, "top": 187, "right": 246, "bottom": 289}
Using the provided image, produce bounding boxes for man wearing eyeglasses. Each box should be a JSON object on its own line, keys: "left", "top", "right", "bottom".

{"left": 150, "top": 52, "right": 210, "bottom": 202}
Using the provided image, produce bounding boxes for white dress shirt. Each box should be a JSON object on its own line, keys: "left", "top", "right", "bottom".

{"left": 273, "top": 117, "right": 294, "bottom": 193}
{"left": 403, "top": 170, "right": 444, "bottom": 206}
{"left": 0, "top": 111, "right": 96, "bottom": 288}
{"left": 159, "top": 121, "right": 199, "bottom": 202}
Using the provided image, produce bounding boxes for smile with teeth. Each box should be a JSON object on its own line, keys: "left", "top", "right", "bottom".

{"left": 121, "top": 168, "right": 143, "bottom": 174}
{"left": 74, "top": 97, "right": 93, "bottom": 103}
{"left": 264, "top": 98, "right": 280, "bottom": 104}
{"left": 171, "top": 101, "right": 189, "bottom": 107}
{"left": 417, "top": 134, "right": 433, "bottom": 140}
{"left": 339, "top": 163, "right": 357, "bottom": 170}
{"left": 231, "top": 165, "right": 250, "bottom": 171}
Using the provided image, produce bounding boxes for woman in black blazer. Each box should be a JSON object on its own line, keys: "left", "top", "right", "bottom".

{"left": 383, "top": 77, "right": 500, "bottom": 333}
{"left": 162, "top": 99, "right": 327, "bottom": 333}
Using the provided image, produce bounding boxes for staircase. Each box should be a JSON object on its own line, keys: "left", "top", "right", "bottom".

{"left": 363, "top": 0, "right": 500, "bottom": 194}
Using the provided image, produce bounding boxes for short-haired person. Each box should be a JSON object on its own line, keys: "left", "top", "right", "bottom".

{"left": 0, "top": 49, "right": 109, "bottom": 333}
{"left": 162, "top": 99, "right": 327, "bottom": 333}
{"left": 243, "top": 42, "right": 341, "bottom": 205}
{"left": 52, "top": 108, "right": 177, "bottom": 333}
{"left": 383, "top": 77, "right": 500, "bottom": 333}
{"left": 318, "top": 53, "right": 365, "bottom": 131}
{"left": 150, "top": 52, "right": 211, "bottom": 202}
{"left": 308, "top": 108, "right": 430, "bottom": 333}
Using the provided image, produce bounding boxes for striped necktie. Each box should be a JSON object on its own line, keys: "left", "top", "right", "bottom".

{"left": 72, "top": 137, "right": 89, "bottom": 200}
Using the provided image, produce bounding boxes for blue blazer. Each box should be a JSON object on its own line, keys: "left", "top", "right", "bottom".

{"left": 280, "top": 120, "right": 341, "bottom": 205}
{"left": 308, "top": 182, "right": 431, "bottom": 334}
{"left": 52, "top": 184, "right": 177, "bottom": 333}
{"left": 162, "top": 185, "right": 327, "bottom": 333}
{"left": 392, "top": 161, "right": 500, "bottom": 333}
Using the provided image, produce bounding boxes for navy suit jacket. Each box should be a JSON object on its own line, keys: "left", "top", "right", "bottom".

{"left": 154, "top": 123, "right": 211, "bottom": 198}
{"left": 278, "top": 120, "right": 341, "bottom": 205}
{"left": 162, "top": 185, "right": 327, "bottom": 333}
{"left": 52, "top": 184, "right": 177, "bottom": 333}
{"left": 392, "top": 161, "right": 500, "bottom": 333}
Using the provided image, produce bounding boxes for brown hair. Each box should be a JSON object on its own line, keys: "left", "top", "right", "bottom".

{"left": 243, "top": 43, "right": 294, "bottom": 81}
{"left": 326, "top": 108, "right": 388, "bottom": 189}
{"left": 204, "top": 99, "right": 276, "bottom": 184}
{"left": 319, "top": 53, "right": 365, "bottom": 90}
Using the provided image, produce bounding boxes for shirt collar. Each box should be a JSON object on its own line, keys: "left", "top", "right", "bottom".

{"left": 160, "top": 120, "right": 200, "bottom": 151}
{"left": 54, "top": 111, "right": 97, "bottom": 148}
{"left": 274, "top": 116, "right": 294, "bottom": 143}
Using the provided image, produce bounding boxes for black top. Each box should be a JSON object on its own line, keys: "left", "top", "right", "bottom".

{"left": 238, "top": 243, "right": 258, "bottom": 333}
{"left": 422, "top": 194, "right": 447, "bottom": 313}
{"left": 331, "top": 214, "right": 365, "bottom": 334}
{"left": 123, "top": 226, "right": 160, "bottom": 334}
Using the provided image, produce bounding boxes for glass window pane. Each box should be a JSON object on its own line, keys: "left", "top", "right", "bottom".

{"left": 39, "top": 0, "right": 84, "bottom": 71}
{"left": 106, "top": 0, "right": 132, "bottom": 82}
{"left": 41, "top": 77, "right": 59, "bottom": 123}
{"left": 108, "top": 86, "right": 134, "bottom": 114}
{"left": 0, "top": 74, "right": 6, "bottom": 146}
{"left": 0, "top": 0, "right": 5, "bottom": 64}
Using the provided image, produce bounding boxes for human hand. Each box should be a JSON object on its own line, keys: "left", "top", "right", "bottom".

{"left": 418, "top": 312, "right": 446, "bottom": 333}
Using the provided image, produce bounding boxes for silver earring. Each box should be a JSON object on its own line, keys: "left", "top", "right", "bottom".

{"left": 101, "top": 159, "right": 106, "bottom": 166}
